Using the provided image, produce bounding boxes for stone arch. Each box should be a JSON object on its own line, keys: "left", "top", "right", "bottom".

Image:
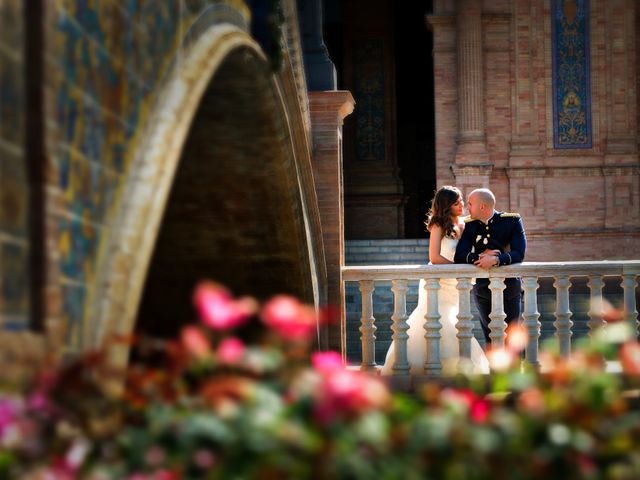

{"left": 90, "top": 24, "right": 320, "bottom": 364}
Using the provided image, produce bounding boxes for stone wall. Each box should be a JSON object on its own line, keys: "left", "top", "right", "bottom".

{"left": 429, "top": 0, "right": 640, "bottom": 262}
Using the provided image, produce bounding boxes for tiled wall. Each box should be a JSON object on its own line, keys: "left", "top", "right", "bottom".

{"left": 0, "top": 1, "right": 29, "bottom": 330}
{"left": 43, "top": 0, "right": 243, "bottom": 348}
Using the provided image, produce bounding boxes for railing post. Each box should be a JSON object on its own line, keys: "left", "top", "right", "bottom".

{"left": 488, "top": 277, "right": 507, "bottom": 348}
{"left": 456, "top": 278, "right": 474, "bottom": 370}
{"left": 522, "top": 276, "right": 541, "bottom": 367}
{"left": 554, "top": 276, "right": 573, "bottom": 357}
{"left": 423, "top": 278, "right": 442, "bottom": 376}
{"left": 587, "top": 275, "right": 605, "bottom": 337}
{"left": 390, "top": 279, "right": 410, "bottom": 376}
{"left": 621, "top": 274, "right": 639, "bottom": 336}
{"left": 358, "top": 280, "right": 376, "bottom": 371}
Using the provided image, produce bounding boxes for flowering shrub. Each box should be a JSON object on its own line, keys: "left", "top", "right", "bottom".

{"left": 1, "top": 281, "right": 640, "bottom": 479}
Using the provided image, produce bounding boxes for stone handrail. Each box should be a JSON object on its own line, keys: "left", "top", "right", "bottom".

{"left": 342, "top": 261, "right": 640, "bottom": 376}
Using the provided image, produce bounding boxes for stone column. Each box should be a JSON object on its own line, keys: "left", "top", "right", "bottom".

{"left": 451, "top": 0, "right": 491, "bottom": 195}
{"left": 454, "top": 0, "right": 488, "bottom": 164}
{"left": 309, "top": 91, "right": 355, "bottom": 352}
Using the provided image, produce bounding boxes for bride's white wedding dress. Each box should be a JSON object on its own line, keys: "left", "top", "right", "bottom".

{"left": 381, "top": 236, "right": 489, "bottom": 375}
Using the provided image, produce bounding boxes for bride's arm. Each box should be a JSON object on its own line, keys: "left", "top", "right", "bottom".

{"left": 429, "top": 225, "right": 453, "bottom": 264}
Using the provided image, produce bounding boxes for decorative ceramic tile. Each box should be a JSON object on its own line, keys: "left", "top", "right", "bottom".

{"left": 57, "top": 147, "right": 119, "bottom": 225}
{"left": 58, "top": 214, "right": 101, "bottom": 282}
{"left": 551, "top": 0, "right": 592, "bottom": 149}
{"left": 354, "top": 39, "right": 385, "bottom": 162}
{"left": 62, "top": 282, "right": 86, "bottom": 349}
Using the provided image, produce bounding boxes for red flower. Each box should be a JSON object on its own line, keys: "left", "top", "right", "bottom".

{"left": 193, "top": 282, "right": 256, "bottom": 330}
{"left": 313, "top": 369, "right": 389, "bottom": 424}
{"left": 311, "top": 351, "right": 343, "bottom": 373}
{"left": 441, "top": 388, "right": 491, "bottom": 423}
{"left": 261, "top": 295, "right": 317, "bottom": 342}
{"left": 217, "top": 338, "right": 246, "bottom": 365}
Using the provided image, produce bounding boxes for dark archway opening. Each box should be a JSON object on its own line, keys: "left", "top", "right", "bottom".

{"left": 134, "top": 48, "right": 312, "bottom": 339}
{"left": 323, "top": 0, "right": 435, "bottom": 239}
{"left": 393, "top": 0, "right": 435, "bottom": 239}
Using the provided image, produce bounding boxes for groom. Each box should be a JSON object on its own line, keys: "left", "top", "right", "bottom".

{"left": 453, "top": 188, "right": 527, "bottom": 346}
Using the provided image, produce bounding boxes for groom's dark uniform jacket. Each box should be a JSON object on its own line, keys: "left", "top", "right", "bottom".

{"left": 453, "top": 211, "right": 526, "bottom": 267}
{"left": 454, "top": 211, "right": 527, "bottom": 344}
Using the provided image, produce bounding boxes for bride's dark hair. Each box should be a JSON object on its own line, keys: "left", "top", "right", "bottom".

{"left": 426, "top": 185, "right": 462, "bottom": 238}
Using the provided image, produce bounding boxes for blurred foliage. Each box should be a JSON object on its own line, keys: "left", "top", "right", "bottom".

{"left": 0, "top": 282, "right": 639, "bottom": 479}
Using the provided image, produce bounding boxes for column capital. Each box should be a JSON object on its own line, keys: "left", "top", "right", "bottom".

{"left": 309, "top": 91, "right": 355, "bottom": 124}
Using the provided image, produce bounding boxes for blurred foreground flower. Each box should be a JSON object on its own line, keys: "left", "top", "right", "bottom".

{"left": 1, "top": 279, "right": 640, "bottom": 479}
{"left": 261, "top": 295, "right": 317, "bottom": 342}
{"left": 193, "top": 282, "right": 257, "bottom": 330}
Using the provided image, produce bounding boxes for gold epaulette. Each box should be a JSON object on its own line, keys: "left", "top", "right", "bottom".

{"left": 500, "top": 212, "right": 521, "bottom": 218}
{"left": 463, "top": 216, "right": 477, "bottom": 223}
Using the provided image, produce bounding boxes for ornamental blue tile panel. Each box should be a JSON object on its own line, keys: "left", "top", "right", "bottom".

{"left": 47, "top": 0, "right": 251, "bottom": 345}
{"left": 62, "top": 282, "right": 87, "bottom": 349}
{"left": 551, "top": 0, "right": 592, "bottom": 149}
{"left": 354, "top": 39, "right": 385, "bottom": 162}
{"left": 57, "top": 147, "right": 119, "bottom": 225}
{"left": 58, "top": 214, "right": 101, "bottom": 282}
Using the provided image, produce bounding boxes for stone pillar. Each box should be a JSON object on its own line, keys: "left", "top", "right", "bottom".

{"left": 454, "top": 0, "right": 488, "bottom": 164}
{"left": 298, "top": 0, "right": 337, "bottom": 91}
{"left": 450, "top": 0, "right": 490, "bottom": 195}
{"left": 309, "top": 91, "right": 355, "bottom": 352}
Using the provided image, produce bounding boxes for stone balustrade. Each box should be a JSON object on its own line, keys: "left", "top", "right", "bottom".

{"left": 342, "top": 261, "right": 640, "bottom": 377}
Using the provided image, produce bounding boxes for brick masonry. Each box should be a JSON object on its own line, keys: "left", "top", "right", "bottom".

{"left": 309, "top": 91, "right": 355, "bottom": 352}
{"left": 428, "top": 1, "right": 640, "bottom": 262}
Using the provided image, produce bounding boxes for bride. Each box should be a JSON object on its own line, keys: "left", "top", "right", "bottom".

{"left": 381, "top": 186, "right": 489, "bottom": 375}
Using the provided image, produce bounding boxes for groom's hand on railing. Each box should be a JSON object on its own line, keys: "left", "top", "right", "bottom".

{"left": 475, "top": 249, "right": 500, "bottom": 269}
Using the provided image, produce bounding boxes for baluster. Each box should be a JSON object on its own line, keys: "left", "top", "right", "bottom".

{"left": 587, "top": 275, "right": 605, "bottom": 337}
{"left": 456, "top": 278, "right": 474, "bottom": 370}
{"left": 488, "top": 277, "right": 507, "bottom": 348}
{"left": 554, "top": 276, "right": 573, "bottom": 357}
{"left": 390, "top": 280, "right": 410, "bottom": 376}
{"left": 621, "top": 274, "right": 639, "bottom": 337}
{"left": 522, "top": 276, "right": 541, "bottom": 367}
{"left": 358, "top": 280, "right": 376, "bottom": 371}
{"left": 423, "top": 278, "right": 442, "bottom": 376}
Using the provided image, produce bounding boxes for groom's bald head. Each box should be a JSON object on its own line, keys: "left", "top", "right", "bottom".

{"left": 469, "top": 188, "right": 495, "bottom": 209}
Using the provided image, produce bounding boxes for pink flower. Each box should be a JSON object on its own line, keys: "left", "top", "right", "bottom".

{"left": 311, "top": 351, "right": 343, "bottom": 374}
{"left": 0, "top": 398, "right": 21, "bottom": 435}
{"left": 441, "top": 388, "right": 491, "bottom": 423}
{"left": 469, "top": 398, "right": 490, "bottom": 423}
{"left": 313, "top": 369, "right": 390, "bottom": 423}
{"left": 145, "top": 446, "right": 166, "bottom": 467}
{"left": 217, "top": 338, "right": 246, "bottom": 365}
{"left": 181, "top": 326, "right": 212, "bottom": 359}
{"left": 193, "top": 282, "right": 256, "bottom": 330}
{"left": 193, "top": 449, "right": 217, "bottom": 469}
{"left": 261, "top": 295, "right": 317, "bottom": 342}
